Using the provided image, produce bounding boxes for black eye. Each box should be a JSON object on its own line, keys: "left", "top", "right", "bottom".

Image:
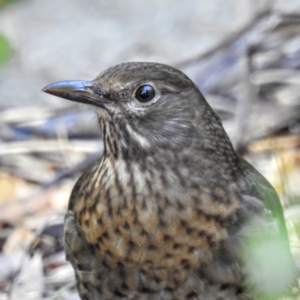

{"left": 135, "top": 85, "right": 155, "bottom": 103}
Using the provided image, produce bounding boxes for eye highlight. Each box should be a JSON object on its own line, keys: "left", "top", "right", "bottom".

{"left": 135, "top": 85, "right": 155, "bottom": 103}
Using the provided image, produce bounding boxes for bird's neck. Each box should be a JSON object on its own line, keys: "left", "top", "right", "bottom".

{"left": 99, "top": 113, "right": 240, "bottom": 183}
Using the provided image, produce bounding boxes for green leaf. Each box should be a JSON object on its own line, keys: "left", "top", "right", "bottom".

{"left": 0, "top": 33, "right": 11, "bottom": 67}
{"left": 0, "top": 0, "right": 17, "bottom": 9}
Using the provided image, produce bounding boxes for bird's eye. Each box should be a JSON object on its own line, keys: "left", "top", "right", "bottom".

{"left": 135, "top": 85, "right": 155, "bottom": 103}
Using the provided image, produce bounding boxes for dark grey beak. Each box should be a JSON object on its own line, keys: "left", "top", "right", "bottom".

{"left": 42, "top": 80, "right": 103, "bottom": 106}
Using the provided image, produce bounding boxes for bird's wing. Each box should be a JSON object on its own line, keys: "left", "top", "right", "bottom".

{"left": 237, "top": 157, "right": 297, "bottom": 298}
{"left": 64, "top": 169, "right": 106, "bottom": 299}
{"left": 240, "top": 157, "right": 289, "bottom": 240}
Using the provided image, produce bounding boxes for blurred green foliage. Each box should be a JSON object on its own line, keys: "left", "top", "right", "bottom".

{"left": 0, "top": 0, "right": 15, "bottom": 66}
{"left": 0, "top": 0, "right": 16, "bottom": 9}
{"left": 0, "top": 33, "right": 11, "bottom": 66}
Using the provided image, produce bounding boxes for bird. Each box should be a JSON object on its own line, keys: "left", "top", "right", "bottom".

{"left": 42, "top": 62, "right": 297, "bottom": 300}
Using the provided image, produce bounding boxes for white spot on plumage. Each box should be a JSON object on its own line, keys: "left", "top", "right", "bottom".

{"left": 125, "top": 123, "right": 151, "bottom": 148}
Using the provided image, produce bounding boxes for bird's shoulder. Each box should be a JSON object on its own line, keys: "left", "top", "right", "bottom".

{"left": 237, "top": 157, "right": 288, "bottom": 238}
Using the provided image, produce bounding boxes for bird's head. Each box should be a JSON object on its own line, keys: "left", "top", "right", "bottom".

{"left": 43, "top": 62, "right": 229, "bottom": 159}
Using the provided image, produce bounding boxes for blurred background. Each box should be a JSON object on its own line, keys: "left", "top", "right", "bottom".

{"left": 0, "top": 0, "right": 300, "bottom": 299}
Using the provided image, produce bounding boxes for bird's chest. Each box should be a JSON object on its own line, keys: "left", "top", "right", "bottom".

{"left": 73, "top": 159, "right": 239, "bottom": 280}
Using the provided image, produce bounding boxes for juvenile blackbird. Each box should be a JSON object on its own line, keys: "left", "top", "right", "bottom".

{"left": 43, "top": 62, "right": 297, "bottom": 300}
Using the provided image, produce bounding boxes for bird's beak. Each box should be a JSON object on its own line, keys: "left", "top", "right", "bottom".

{"left": 42, "top": 80, "right": 104, "bottom": 106}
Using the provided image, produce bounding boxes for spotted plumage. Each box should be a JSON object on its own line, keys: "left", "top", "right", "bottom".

{"left": 43, "top": 62, "right": 297, "bottom": 300}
